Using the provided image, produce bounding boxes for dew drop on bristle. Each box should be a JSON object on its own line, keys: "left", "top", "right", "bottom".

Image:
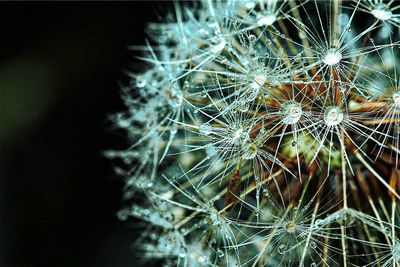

{"left": 199, "top": 123, "right": 213, "bottom": 136}
{"left": 257, "top": 12, "right": 277, "bottom": 26}
{"left": 324, "top": 106, "right": 344, "bottom": 126}
{"left": 279, "top": 101, "right": 302, "bottom": 125}
{"left": 277, "top": 244, "right": 287, "bottom": 254}
{"left": 372, "top": 4, "right": 392, "bottom": 21}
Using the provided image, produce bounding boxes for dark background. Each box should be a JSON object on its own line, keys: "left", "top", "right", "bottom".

{"left": 0, "top": 2, "right": 172, "bottom": 266}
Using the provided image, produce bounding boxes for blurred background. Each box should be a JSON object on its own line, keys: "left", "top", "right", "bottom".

{"left": 0, "top": 2, "right": 171, "bottom": 266}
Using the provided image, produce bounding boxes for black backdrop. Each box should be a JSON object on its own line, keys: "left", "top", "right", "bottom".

{"left": 0, "top": 2, "right": 172, "bottom": 267}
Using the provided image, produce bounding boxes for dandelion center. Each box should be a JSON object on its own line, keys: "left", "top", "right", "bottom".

{"left": 372, "top": 4, "right": 392, "bottom": 21}
{"left": 323, "top": 49, "right": 342, "bottom": 66}
{"left": 286, "top": 221, "right": 297, "bottom": 233}
{"left": 280, "top": 101, "right": 302, "bottom": 125}
{"left": 243, "top": 143, "right": 258, "bottom": 159}
{"left": 257, "top": 12, "right": 277, "bottom": 26}
{"left": 324, "top": 106, "right": 344, "bottom": 126}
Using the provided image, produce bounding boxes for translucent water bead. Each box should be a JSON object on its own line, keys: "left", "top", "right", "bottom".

{"left": 279, "top": 101, "right": 302, "bottom": 125}
{"left": 324, "top": 106, "right": 344, "bottom": 126}
{"left": 372, "top": 4, "right": 392, "bottom": 21}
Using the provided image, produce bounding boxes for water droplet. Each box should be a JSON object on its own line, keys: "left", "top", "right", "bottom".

{"left": 257, "top": 12, "right": 277, "bottom": 26}
{"left": 183, "top": 80, "right": 190, "bottom": 90}
{"left": 372, "top": 4, "right": 392, "bottom": 21}
{"left": 324, "top": 106, "right": 344, "bottom": 126}
{"left": 279, "top": 101, "right": 302, "bottom": 125}
{"left": 136, "top": 76, "right": 147, "bottom": 88}
{"left": 383, "top": 226, "right": 391, "bottom": 234}
{"left": 217, "top": 249, "right": 224, "bottom": 258}
{"left": 244, "top": 0, "right": 255, "bottom": 9}
{"left": 199, "top": 123, "right": 213, "bottom": 136}
{"left": 263, "top": 188, "right": 269, "bottom": 197}
{"left": 198, "top": 256, "right": 207, "bottom": 263}
{"left": 170, "top": 127, "right": 178, "bottom": 135}
{"left": 179, "top": 247, "right": 186, "bottom": 258}
{"left": 238, "top": 101, "right": 250, "bottom": 112}
{"left": 393, "top": 91, "right": 400, "bottom": 105}
{"left": 117, "top": 210, "right": 128, "bottom": 221}
{"left": 248, "top": 34, "right": 257, "bottom": 43}
{"left": 211, "top": 39, "right": 226, "bottom": 54}
{"left": 310, "top": 241, "right": 317, "bottom": 249}
{"left": 277, "top": 244, "right": 287, "bottom": 254}
{"left": 206, "top": 144, "right": 217, "bottom": 157}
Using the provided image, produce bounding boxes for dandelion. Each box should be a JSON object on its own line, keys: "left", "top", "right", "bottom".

{"left": 107, "top": 0, "right": 400, "bottom": 266}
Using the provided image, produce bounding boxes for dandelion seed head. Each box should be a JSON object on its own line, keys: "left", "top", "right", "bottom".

{"left": 279, "top": 101, "right": 302, "bottom": 125}
{"left": 371, "top": 4, "right": 392, "bottom": 21}
{"left": 111, "top": 1, "right": 400, "bottom": 265}
{"left": 324, "top": 106, "right": 344, "bottom": 126}
{"left": 323, "top": 48, "right": 342, "bottom": 66}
